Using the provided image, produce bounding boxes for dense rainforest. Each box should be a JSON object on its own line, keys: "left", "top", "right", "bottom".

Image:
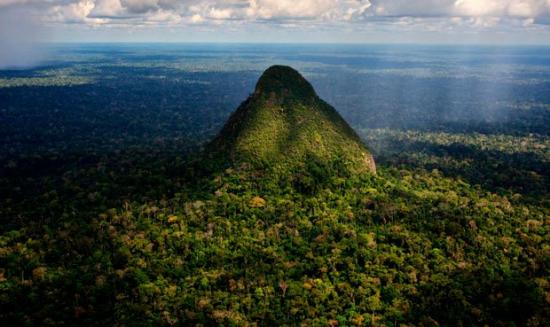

{"left": 0, "top": 47, "right": 549, "bottom": 326}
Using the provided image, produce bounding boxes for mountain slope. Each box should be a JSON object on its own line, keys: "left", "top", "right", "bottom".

{"left": 207, "top": 65, "right": 376, "bottom": 173}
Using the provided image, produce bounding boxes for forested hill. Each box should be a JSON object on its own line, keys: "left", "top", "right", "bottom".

{"left": 206, "top": 65, "right": 376, "bottom": 174}
{"left": 0, "top": 64, "right": 548, "bottom": 326}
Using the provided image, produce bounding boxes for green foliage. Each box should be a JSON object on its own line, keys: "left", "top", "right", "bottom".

{"left": 362, "top": 128, "right": 549, "bottom": 203}
{"left": 0, "top": 65, "right": 548, "bottom": 326}
{"left": 0, "top": 163, "right": 548, "bottom": 326}
{"left": 207, "top": 66, "right": 376, "bottom": 174}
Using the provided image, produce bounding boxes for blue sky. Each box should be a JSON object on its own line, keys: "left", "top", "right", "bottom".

{"left": 0, "top": 0, "right": 549, "bottom": 67}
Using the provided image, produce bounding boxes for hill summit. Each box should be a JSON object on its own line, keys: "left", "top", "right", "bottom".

{"left": 207, "top": 65, "right": 376, "bottom": 173}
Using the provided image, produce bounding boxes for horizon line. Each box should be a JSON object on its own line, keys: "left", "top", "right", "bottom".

{"left": 43, "top": 41, "right": 550, "bottom": 47}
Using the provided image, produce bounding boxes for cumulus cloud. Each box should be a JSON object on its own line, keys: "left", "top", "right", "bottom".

{"left": 454, "top": 0, "right": 548, "bottom": 17}
{"left": 208, "top": 7, "right": 233, "bottom": 20}
{"left": 2, "top": 0, "right": 549, "bottom": 27}
{"left": 245, "top": 0, "right": 335, "bottom": 20}
{"left": 88, "top": 0, "right": 126, "bottom": 18}
{"left": 0, "top": 0, "right": 548, "bottom": 49}
{"left": 0, "top": 0, "right": 547, "bottom": 67}
{"left": 146, "top": 8, "right": 181, "bottom": 23}
{"left": 366, "top": 0, "right": 550, "bottom": 18}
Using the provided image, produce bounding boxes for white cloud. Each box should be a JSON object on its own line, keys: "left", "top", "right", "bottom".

{"left": 190, "top": 13, "right": 203, "bottom": 23}
{"left": 454, "top": 0, "right": 508, "bottom": 16}
{"left": 208, "top": 7, "right": 232, "bottom": 20}
{"left": 0, "top": 0, "right": 549, "bottom": 32}
{"left": 50, "top": 1, "right": 91, "bottom": 24}
{"left": 146, "top": 8, "right": 180, "bottom": 23}
{"left": 367, "top": 0, "right": 550, "bottom": 18}
{"left": 89, "top": 0, "right": 125, "bottom": 18}
{"left": 245, "top": 0, "right": 335, "bottom": 20}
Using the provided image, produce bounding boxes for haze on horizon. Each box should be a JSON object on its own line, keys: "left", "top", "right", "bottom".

{"left": 1, "top": 0, "right": 550, "bottom": 68}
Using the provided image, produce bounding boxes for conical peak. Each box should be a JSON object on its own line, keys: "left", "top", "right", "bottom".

{"left": 206, "top": 64, "right": 376, "bottom": 174}
{"left": 255, "top": 65, "right": 317, "bottom": 100}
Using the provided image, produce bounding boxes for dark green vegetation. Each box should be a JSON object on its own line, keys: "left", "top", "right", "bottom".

{"left": 0, "top": 45, "right": 549, "bottom": 326}
{"left": 207, "top": 66, "right": 376, "bottom": 173}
